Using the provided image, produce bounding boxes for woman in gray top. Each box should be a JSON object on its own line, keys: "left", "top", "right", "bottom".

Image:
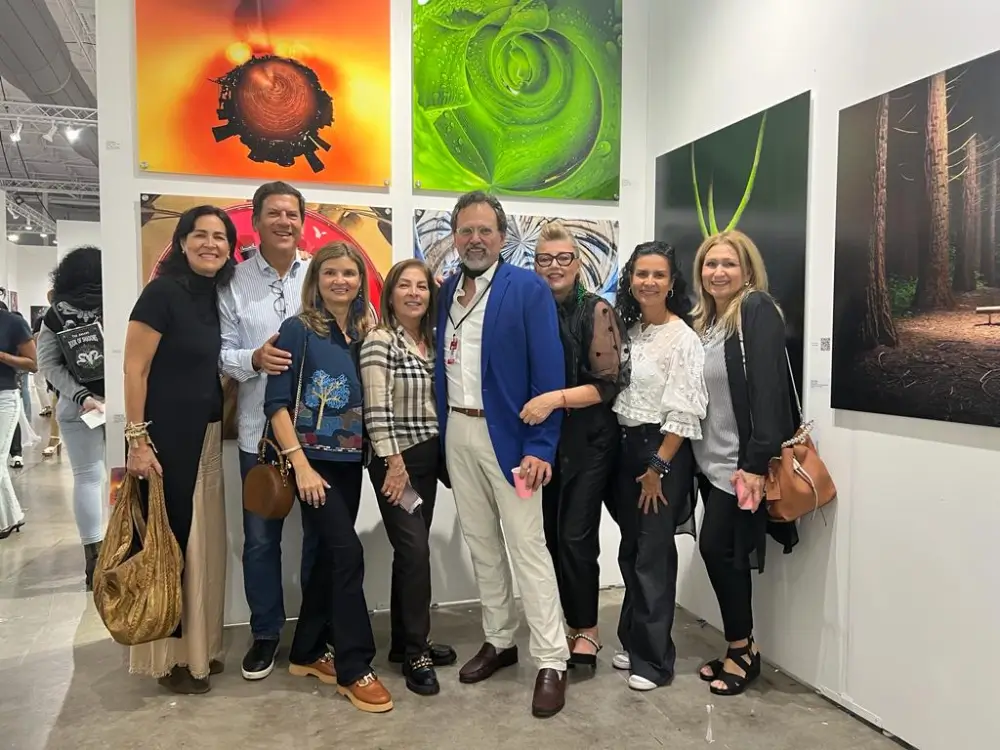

{"left": 691, "top": 230, "right": 798, "bottom": 698}
{"left": 36, "top": 245, "right": 106, "bottom": 589}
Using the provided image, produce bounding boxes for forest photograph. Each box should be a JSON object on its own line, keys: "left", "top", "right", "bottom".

{"left": 832, "top": 50, "right": 1000, "bottom": 428}
{"left": 654, "top": 92, "right": 810, "bottom": 391}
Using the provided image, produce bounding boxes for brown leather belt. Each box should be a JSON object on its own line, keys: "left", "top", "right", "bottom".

{"left": 450, "top": 406, "right": 486, "bottom": 418}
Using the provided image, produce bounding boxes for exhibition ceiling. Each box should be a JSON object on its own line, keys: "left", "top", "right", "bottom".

{"left": 0, "top": 0, "right": 98, "bottom": 243}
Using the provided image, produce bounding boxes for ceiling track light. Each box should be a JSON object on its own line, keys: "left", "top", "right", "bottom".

{"left": 42, "top": 122, "right": 57, "bottom": 143}
{"left": 64, "top": 125, "right": 81, "bottom": 142}
{"left": 9, "top": 121, "right": 22, "bottom": 142}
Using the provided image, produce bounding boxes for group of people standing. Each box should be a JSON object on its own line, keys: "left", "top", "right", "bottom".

{"left": 15, "top": 180, "right": 799, "bottom": 719}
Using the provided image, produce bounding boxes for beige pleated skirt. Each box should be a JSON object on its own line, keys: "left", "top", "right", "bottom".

{"left": 128, "top": 422, "right": 226, "bottom": 680}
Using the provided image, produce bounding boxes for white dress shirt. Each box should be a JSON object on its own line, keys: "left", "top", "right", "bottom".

{"left": 443, "top": 261, "right": 499, "bottom": 410}
{"left": 218, "top": 250, "right": 309, "bottom": 454}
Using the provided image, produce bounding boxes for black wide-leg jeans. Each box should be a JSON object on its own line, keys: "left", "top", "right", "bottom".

{"left": 367, "top": 438, "right": 439, "bottom": 659}
{"left": 614, "top": 423, "right": 694, "bottom": 685}
{"left": 542, "top": 423, "right": 616, "bottom": 630}
{"left": 289, "top": 459, "right": 376, "bottom": 687}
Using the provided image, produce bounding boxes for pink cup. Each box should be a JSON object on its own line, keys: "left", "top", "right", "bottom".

{"left": 512, "top": 468, "right": 533, "bottom": 499}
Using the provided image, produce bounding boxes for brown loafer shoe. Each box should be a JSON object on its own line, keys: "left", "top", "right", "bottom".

{"left": 336, "top": 672, "right": 394, "bottom": 713}
{"left": 531, "top": 668, "right": 566, "bottom": 718}
{"left": 288, "top": 654, "right": 337, "bottom": 685}
{"left": 458, "top": 643, "right": 519, "bottom": 684}
{"left": 157, "top": 667, "right": 211, "bottom": 695}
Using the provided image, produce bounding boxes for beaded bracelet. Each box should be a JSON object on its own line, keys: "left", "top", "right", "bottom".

{"left": 648, "top": 453, "right": 671, "bottom": 477}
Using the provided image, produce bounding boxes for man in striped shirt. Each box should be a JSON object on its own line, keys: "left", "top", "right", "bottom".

{"left": 218, "top": 181, "right": 319, "bottom": 682}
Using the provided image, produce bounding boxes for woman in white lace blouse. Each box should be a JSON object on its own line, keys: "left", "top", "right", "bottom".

{"left": 610, "top": 241, "right": 708, "bottom": 692}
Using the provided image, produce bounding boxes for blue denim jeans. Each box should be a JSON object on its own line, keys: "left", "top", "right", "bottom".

{"left": 239, "top": 450, "right": 320, "bottom": 641}
{"left": 60, "top": 417, "right": 107, "bottom": 545}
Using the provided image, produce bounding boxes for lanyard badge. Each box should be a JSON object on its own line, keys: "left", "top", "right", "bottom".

{"left": 446, "top": 333, "right": 460, "bottom": 365}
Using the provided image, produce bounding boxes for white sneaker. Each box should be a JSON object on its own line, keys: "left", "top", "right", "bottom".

{"left": 627, "top": 674, "right": 658, "bottom": 691}
{"left": 612, "top": 652, "right": 630, "bottom": 670}
{"left": 8, "top": 456, "right": 22, "bottom": 469}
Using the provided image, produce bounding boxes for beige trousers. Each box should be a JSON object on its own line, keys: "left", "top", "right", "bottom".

{"left": 446, "top": 412, "right": 569, "bottom": 671}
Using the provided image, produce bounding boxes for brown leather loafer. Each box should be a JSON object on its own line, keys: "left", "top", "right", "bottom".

{"left": 531, "top": 668, "right": 566, "bottom": 718}
{"left": 458, "top": 643, "right": 518, "bottom": 684}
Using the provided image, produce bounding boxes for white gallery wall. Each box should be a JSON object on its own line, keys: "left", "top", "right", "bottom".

{"left": 648, "top": 2, "right": 1000, "bottom": 750}
{"left": 56, "top": 220, "right": 103, "bottom": 262}
{"left": 96, "top": 0, "right": 650, "bottom": 624}
{"left": 13, "top": 246, "right": 57, "bottom": 315}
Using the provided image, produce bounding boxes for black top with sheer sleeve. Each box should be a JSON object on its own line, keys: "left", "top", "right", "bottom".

{"left": 555, "top": 288, "right": 629, "bottom": 467}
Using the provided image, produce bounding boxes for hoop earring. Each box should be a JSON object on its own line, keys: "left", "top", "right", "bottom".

{"left": 668, "top": 289, "right": 674, "bottom": 298}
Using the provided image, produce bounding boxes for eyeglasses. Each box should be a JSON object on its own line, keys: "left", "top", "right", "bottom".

{"left": 456, "top": 226, "right": 495, "bottom": 239}
{"left": 535, "top": 252, "right": 576, "bottom": 268}
{"left": 269, "top": 280, "right": 287, "bottom": 318}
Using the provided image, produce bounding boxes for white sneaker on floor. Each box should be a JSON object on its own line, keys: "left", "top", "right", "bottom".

{"left": 8, "top": 456, "right": 22, "bottom": 469}
{"left": 627, "top": 674, "right": 658, "bottom": 691}
{"left": 612, "top": 652, "right": 630, "bottom": 670}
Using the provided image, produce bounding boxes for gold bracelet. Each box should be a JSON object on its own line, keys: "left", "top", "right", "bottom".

{"left": 280, "top": 445, "right": 303, "bottom": 456}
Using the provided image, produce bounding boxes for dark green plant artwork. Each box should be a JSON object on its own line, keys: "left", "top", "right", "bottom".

{"left": 412, "top": 0, "right": 622, "bottom": 200}
{"left": 654, "top": 92, "right": 810, "bottom": 392}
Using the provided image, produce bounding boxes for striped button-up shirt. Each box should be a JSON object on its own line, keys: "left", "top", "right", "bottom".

{"left": 359, "top": 326, "right": 438, "bottom": 458}
{"left": 218, "top": 250, "right": 309, "bottom": 454}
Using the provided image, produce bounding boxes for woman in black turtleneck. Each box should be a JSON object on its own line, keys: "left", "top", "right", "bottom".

{"left": 520, "top": 221, "right": 629, "bottom": 670}
{"left": 122, "top": 205, "right": 236, "bottom": 695}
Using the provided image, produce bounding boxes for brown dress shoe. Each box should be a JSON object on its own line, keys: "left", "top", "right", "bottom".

{"left": 336, "top": 672, "right": 394, "bottom": 713}
{"left": 531, "top": 668, "right": 566, "bottom": 718}
{"left": 458, "top": 643, "right": 519, "bottom": 684}
{"left": 288, "top": 654, "right": 337, "bottom": 685}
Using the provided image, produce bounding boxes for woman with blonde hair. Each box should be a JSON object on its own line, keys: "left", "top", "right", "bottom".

{"left": 360, "top": 258, "right": 457, "bottom": 697}
{"left": 690, "top": 230, "right": 798, "bottom": 697}
{"left": 263, "top": 241, "right": 392, "bottom": 713}
{"left": 521, "top": 221, "right": 629, "bottom": 670}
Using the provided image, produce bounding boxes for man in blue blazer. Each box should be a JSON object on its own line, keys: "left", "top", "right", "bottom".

{"left": 435, "top": 192, "right": 570, "bottom": 718}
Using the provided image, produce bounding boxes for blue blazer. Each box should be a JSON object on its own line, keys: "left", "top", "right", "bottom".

{"left": 435, "top": 263, "right": 565, "bottom": 485}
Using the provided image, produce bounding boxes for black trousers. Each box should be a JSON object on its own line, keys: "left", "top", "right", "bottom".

{"left": 699, "top": 483, "right": 754, "bottom": 642}
{"left": 367, "top": 438, "right": 439, "bottom": 658}
{"left": 289, "top": 459, "right": 376, "bottom": 687}
{"left": 615, "top": 424, "right": 690, "bottom": 685}
{"left": 542, "top": 431, "right": 615, "bottom": 630}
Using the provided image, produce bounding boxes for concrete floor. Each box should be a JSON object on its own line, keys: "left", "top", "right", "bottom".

{"left": 0, "top": 421, "right": 901, "bottom": 750}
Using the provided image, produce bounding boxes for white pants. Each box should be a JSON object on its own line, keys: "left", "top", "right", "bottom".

{"left": 0, "top": 391, "right": 23, "bottom": 531}
{"left": 445, "top": 412, "right": 569, "bottom": 671}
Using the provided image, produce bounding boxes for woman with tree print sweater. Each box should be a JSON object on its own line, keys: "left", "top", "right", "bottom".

{"left": 263, "top": 241, "right": 391, "bottom": 714}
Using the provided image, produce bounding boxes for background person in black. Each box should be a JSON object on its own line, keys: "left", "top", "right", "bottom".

{"left": 521, "top": 221, "right": 629, "bottom": 670}
{"left": 36, "top": 246, "right": 106, "bottom": 587}
{"left": 0, "top": 308, "right": 36, "bottom": 538}
{"left": 122, "top": 205, "right": 236, "bottom": 695}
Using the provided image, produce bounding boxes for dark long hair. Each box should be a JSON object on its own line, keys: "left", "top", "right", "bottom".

{"left": 378, "top": 259, "right": 437, "bottom": 347}
{"left": 615, "top": 241, "right": 692, "bottom": 328}
{"left": 51, "top": 245, "right": 102, "bottom": 295}
{"left": 158, "top": 205, "right": 237, "bottom": 286}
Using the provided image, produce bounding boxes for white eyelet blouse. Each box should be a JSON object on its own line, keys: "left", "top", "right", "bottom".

{"left": 612, "top": 319, "right": 708, "bottom": 438}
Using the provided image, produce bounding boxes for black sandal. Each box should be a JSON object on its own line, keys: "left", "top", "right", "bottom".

{"left": 566, "top": 633, "right": 602, "bottom": 670}
{"left": 709, "top": 640, "right": 761, "bottom": 696}
{"left": 698, "top": 658, "right": 724, "bottom": 682}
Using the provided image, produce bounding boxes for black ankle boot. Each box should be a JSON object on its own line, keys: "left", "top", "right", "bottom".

{"left": 84, "top": 541, "right": 102, "bottom": 591}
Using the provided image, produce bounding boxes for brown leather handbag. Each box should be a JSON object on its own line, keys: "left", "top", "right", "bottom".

{"left": 763, "top": 351, "right": 837, "bottom": 522}
{"left": 242, "top": 338, "right": 307, "bottom": 520}
{"left": 738, "top": 329, "right": 837, "bottom": 522}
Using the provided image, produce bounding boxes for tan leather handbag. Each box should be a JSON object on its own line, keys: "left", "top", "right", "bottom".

{"left": 764, "top": 351, "right": 837, "bottom": 521}
{"left": 93, "top": 473, "right": 183, "bottom": 646}
{"left": 738, "top": 329, "right": 837, "bottom": 522}
{"left": 242, "top": 337, "right": 307, "bottom": 520}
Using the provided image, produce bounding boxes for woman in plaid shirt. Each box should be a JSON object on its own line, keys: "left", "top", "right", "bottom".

{"left": 359, "top": 259, "right": 457, "bottom": 698}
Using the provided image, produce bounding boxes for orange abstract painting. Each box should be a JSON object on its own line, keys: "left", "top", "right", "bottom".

{"left": 134, "top": 0, "right": 390, "bottom": 185}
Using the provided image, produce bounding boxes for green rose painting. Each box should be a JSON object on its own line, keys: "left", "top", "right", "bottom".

{"left": 412, "top": 0, "right": 622, "bottom": 200}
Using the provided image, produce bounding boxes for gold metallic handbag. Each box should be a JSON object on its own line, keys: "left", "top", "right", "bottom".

{"left": 92, "top": 472, "right": 183, "bottom": 646}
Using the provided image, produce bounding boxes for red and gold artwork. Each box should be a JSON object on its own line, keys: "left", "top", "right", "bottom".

{"left": 134, "top": 0, "right": 390, "bottom": 185}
